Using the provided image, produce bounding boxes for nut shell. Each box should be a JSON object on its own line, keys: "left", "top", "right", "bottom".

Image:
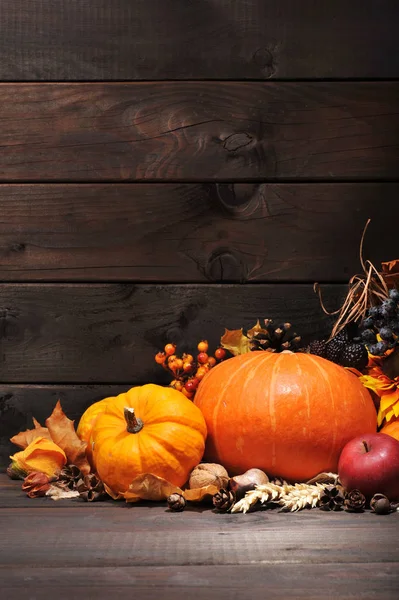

{"left": 189, "top": 463, "right": 229, "bottom": 490}
{"left": 228, "top": 468, "right": 269, "bottom": 501}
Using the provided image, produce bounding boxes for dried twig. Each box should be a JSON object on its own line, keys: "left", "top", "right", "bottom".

{"left": 314, "top": 220, "right": 389, "bottom": 340}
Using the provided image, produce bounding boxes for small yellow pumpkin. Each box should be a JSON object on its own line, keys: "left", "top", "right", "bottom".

{"left": 89, "top": 384, "right": 207, "bottom": 494}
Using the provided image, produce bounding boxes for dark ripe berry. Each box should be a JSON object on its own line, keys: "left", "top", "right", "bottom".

{"left": 308, "top": 339, "right": 327, "bottom": 358}
{"left": 379, "top": 327, "right": 394, "bottom": 342}
{"left": 339, "top": 343, "right": 368, "bottom": 371}
{"left": 325, "top": 338, "right": 345, "bottom": 364}
{"left": 369, "top": 341, "right": 389, "bottom": 356}
{"left": 368, "top": 306, "right": 381, "bottom": 318}
{"left": 381, "top": 299, "right": 397, "bottom": 318}
{"left": 361, "top": 329, "right": 378, "bottom": 344}
{"left": 387, "top": 320, "right": 399, "bottom": 335}
{"left": 362, "top": 316, "right": 375, "bottom": 329}
{"left": 389, "top": 288, "right": 399, "bottom": 302}
{"left": 334, "top": 327, "right": 350, "bottom": 344}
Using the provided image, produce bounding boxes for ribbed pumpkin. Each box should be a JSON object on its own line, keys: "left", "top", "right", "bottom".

{"left": 90, "top": 384, "right": 207, "bottom": 494}
{"left": 194, "top": 351, "right": 376, "bottom": 482}
{"left": 77, "top": 398, "right": 110, "bottom": 445}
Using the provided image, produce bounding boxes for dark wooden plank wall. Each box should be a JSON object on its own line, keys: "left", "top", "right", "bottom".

{"left": 1, "top": 1, "right": 399, "bottom": 468}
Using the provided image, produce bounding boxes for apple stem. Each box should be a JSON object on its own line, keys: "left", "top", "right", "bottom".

{"left": 363, "top": 440, "right": 369, "bottom": 452}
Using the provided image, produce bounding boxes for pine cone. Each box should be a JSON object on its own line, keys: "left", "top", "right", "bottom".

{"left": 76, "top": 473, "right": 106, "bottom": 502}
{"left": 319, "top": 485, "right": 345, "bottom": 511}
{"left": 213, "top": 488, "right": 236, "bottom": 512}
{"left": 58, "top": 465, "right": 82, "bottom": 490}
{"left": 344, "top": 489, "right": 366, "bottom": 512}
{"left": 249, "top": 320, "right": 301, "bottom": 353}
{"left": 167, "top": 493, "right": 186, "bottom": 512}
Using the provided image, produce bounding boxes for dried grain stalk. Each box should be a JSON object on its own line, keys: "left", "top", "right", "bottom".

{"left": 231, "top": 473, "right": 338, "bottom": 514}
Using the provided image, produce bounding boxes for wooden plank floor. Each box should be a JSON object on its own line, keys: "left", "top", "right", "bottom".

{"left": 1, "top": 475, "right": 398, "bottom": 599}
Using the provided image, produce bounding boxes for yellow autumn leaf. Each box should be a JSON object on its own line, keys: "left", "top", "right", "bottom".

{"left": 10, "top": 437, "right": 67, "bottom": 478}
{"left": 220, "top": 327, "right": 250, "bottom": 355}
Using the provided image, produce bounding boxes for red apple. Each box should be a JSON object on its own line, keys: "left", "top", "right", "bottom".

{"left": 338, "top": 433, "right": 399, "bottom": 501}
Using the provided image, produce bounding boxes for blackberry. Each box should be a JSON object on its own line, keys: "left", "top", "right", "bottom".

{"left": 339, "top": 343, "right": 368, "bottom": 371}
{"left": 308, "top": 339, "right": 327, "bottom": 358}
{"left": 325, "top": 337, "right": 345, "bottom": 364}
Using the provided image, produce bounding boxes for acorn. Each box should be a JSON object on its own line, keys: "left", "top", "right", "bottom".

{"left": 228, "top": 468, "right": 269, "bottom": 501}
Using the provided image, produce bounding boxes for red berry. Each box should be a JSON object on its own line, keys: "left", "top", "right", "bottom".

{"left": 208, "top": 356, "right": 216, "bottom": 367}
{"left": 185, "top": 377, "right": 200, "bottom": 393}
{"left": 215, "top": 347, "right": 226, "bottom": 360}
{"left": 197, "top": 352, "right": 209, "bottom": 364}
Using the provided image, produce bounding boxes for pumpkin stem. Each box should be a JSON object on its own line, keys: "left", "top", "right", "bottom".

{"left": 124, "top": 407, "right": 144, "bottom": 433}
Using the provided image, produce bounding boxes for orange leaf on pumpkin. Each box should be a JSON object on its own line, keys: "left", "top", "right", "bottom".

{"left": 122, "top": 473, "right": 182, "bottom": 503}
{"left": 10, "top": 417, "right": 52, "bottom": 449}
{"left": 45, "top": 401, "right": 91, "bottom": 475}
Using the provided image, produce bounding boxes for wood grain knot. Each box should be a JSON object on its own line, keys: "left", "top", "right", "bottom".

{"left": 10, "top": 243, "right": 26, "bottom": 253}
{"left": 223, "top": 132, "right": 253, "bottom": 152}
{"left": 205, "top": 250, "right": 246, "bottom": 283}
{"left": 252, "top": 48, "right": 276, "bottom": 77}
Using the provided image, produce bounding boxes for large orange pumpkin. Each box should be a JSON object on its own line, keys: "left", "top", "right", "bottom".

{"left": 89, "top": 384, "right": 207, "bottom": 494}
{"left": 194, "top": 351, "right": 376, "bottom": 482}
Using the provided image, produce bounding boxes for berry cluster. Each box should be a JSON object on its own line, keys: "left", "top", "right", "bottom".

{"left": 308, "top": 324, "right": 368, "bottom": 371}
{"left": 155, "top": 340, "right": 226, "bottom": 400}
{"left": 359, "top": 288, "right": 399, "bottom": 356}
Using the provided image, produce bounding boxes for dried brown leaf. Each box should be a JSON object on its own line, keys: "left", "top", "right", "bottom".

{"left": 10, "top": 417, "right": 52, "bottom": 449}
{"left": 183, "top": 484, "right": 219, "bottom": 503}
{"left": 381, "top": 259, "right": 399, "bottom": 288}
{"left": 103, "top": 483, "right": 124, "bottom": 501}
{"left": 45, "top": 400, "right": 91, "bottom": 475}
{"left": 122, "top": 473, "right": 183, "bottom": 503}
{"left": 220, "top": 327, "right": 250, "bottom": 356}
{"left": 246, "top": 320, "right": 268, "bottom": 340}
